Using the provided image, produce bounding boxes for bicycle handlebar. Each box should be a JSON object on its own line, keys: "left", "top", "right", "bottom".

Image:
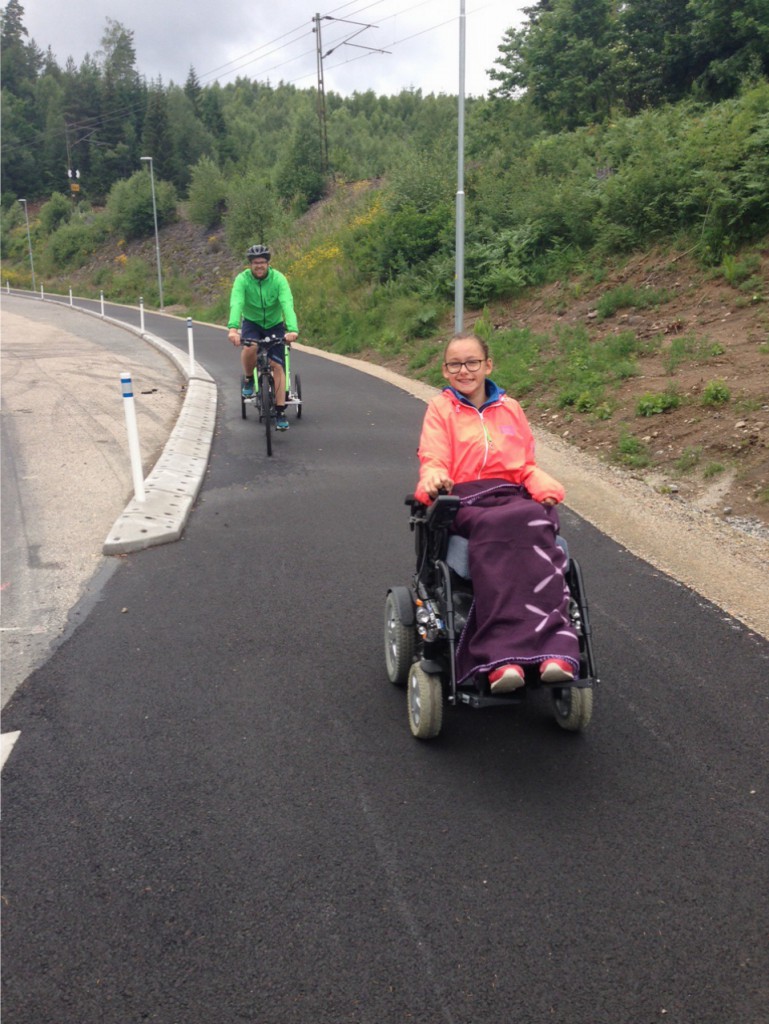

{"left": 240, "top": 333, "right": 285, "bottom": 347}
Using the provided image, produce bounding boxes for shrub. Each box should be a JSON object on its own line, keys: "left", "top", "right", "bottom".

{"left": 188, "top": 157, "right": 227, "bottom": 229}
{"left": 701, "top": 380, "right": 731, "bottom": 406}
{"left": 106, "top": 171, "right": 177, "bottom": 240}
{"left": 225, "top": 174, "right": 284, "bottom": 258}
{"left": 614, "top": 430, "right": 651, "bottom": 468}
{"left": 663, "top": 333, "right": 725, "bottom": 374}
{"left": 720, "top": 252, "right": 761, "bottom": 286}
{"left": 674, "top": 447, "right": 702, "bottom": 473}
{"left": 596, "top": 284, "right": 670, "bottom": 320}
{"left": 38, "top": 193, "right": 72, "bottom": 235}
{"left": 637, "top": 388, "right": 681, "bottom": 416}
{"left": 45, "top": 217, "right": 109, "bottom": 268}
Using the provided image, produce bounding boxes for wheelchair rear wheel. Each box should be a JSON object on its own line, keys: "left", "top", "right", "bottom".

{"left": 551, "top": 685, "right": 593, "bottom": 732}
{"left": 384, "top": 589, "right": 416, "bottom": 687}
{"left": 407, "top": 664, "right": 443, "bottom": 740}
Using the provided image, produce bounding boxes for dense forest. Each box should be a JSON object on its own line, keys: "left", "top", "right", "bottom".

{"left": 1, "top": 0, "right": 768, "bottom": 331}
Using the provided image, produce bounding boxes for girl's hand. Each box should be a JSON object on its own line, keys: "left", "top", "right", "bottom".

{"left": 423, "top": 470, "right": 454, "bottom": 499}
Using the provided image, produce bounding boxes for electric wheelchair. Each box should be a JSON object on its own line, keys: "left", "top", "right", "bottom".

{"left": 384, "top": 494, "right": 598, "bottom": 740}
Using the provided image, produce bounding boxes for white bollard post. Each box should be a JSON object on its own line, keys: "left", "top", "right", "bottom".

{"left": 139, "top": 297, "right": 145, "bottom": 332}
{"left": 6, "top": 282, "right": 9, "bottom": 294}
{"left": 120, "top": 373, "right": 146, "bottom": 503}
{"left": 100, "top": 291, "right": 105, "bottom": 317}
{"left": 69, "top": 288, "right": 73, "bottom": 306}
{"left": 186, "top": 317, "right": 195, "bottom": 375}
{"left": 40, "top": 284, "right": 44, "bottom": 300}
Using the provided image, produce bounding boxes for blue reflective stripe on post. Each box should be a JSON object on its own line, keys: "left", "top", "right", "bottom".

{"left": 121, "top": 374, "right": 133, "bottom": 398}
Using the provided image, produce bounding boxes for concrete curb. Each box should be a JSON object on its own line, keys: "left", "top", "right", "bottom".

{"left": 37, "top": 297, "right": 218, "bottom": 555}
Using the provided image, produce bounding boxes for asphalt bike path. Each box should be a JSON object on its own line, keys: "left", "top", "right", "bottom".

{"left": 2, "top": 299, "right": 768, "bottom": 1023}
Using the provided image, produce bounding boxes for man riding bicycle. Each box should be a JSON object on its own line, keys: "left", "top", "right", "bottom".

{"left": 227, "top": 244, "right": 299, "bottom": 431}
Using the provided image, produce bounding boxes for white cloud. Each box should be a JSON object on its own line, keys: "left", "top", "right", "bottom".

{"left": 23, "top": 0, "right": 525, "bottom": 97}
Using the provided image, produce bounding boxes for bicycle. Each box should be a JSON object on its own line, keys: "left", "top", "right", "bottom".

{"left": 240, "top": 335, "right": 302, "bottom": 457}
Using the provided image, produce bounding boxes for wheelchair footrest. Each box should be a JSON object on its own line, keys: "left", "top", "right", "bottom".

{"left": 454, "top": 689, "right": 526, "bottom": 708}
{"left": 540, "top": 676, "right": 596, "bottom": 689}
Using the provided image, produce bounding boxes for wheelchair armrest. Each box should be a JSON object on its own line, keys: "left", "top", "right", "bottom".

{"left": 405, "top": 492, "right": 460, "bottom": 531}
{"left": 425, "top": 493, "right": 460, "bottom": 529}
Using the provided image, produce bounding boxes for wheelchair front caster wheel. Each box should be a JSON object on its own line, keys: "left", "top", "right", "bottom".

{"left": 407, "top": 664, "right": 443, "bottom": 740}
{"left": 551, "top": 685, "right": 593, "bottom": 732}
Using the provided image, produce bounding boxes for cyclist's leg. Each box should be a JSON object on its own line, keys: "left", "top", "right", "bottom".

{"left": 240, "top": 319, "right": 259, "bottom": 379}
{"left": 267, "top": 334, "right": 289, "bottom": 427}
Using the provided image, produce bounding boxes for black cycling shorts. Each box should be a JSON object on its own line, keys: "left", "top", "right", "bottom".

{"left": 240, "top": 320, "right": 286, "bottom": 368}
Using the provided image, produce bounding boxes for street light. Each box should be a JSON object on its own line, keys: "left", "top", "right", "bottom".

{"left": 18, "top": 199, "right": 36, "bottom": 292}
{"left": 140, "top": 156, "right": 164, "bottom": 311}
{"left": 454, "top": 0, "right": 466, "bottom": 334}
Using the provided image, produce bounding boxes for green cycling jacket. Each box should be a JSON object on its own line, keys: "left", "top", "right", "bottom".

{"left": 227, "top": 266, "right": 299, "bottom": 333}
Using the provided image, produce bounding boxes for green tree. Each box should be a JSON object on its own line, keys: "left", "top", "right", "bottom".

{"left": 518, "top": 0, "right": 625, "bottom": 129}
{"left": 166, "top": 87, "right": 215, "bottom": 192}
{"left": 224, "top": 172, "right": 280, "bottom": 256}
{"left": 141, "top": 82, "right": 173, "bottom": 179}
{"left": 97, "top": 19, "right": 144, "bottom": 186}
{"left": 107, "top": 168, "right": 177, "bottom": 239}
{"left": 60, "top": 55, "right": 103, "bottom": 198}
{"left": 1, "top": 0, "right": 41, "bottom": 95}
{"left": 275, "top": 106, "right": 327, "bottom": 209}
{"left": 688, "top": 0, "right": 769, "bottom": 99}
{"left": 184, "top": 67, "right": 202, "bottom": 111}
{"left": 0, "top": 88, "right": 38, "bottom": 195}
{"left": 34, "top": 72, "right": 68, "bottom": 193}
{"left": 188, "top": 156, "right": 226, "bottom": 228}
{"left": 620, "top": 0, "right": 697, "bottom": 109}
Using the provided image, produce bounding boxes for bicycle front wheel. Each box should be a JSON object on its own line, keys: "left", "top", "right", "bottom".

{"left": 260, "top": 374, "right": 273, "bottom": 457}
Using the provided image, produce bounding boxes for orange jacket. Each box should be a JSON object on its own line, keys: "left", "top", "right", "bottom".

{"left": 415, "top": 382, "right": 565, "bottom": 505}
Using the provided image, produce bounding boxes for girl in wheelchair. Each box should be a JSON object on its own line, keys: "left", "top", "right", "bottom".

{"left": 415, "top": 333, "right": 580, "bottom": 695}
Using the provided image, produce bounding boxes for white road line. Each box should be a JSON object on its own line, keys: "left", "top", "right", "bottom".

{"left": 1, "top": 731, "right": 21, "bottom": 771}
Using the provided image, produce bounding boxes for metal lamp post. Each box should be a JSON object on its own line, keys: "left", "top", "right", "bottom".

{"left": 140, "top": 156, "right": 164, "bottom": 311}
{"left": 454, "top": 0, "right": 466, "bottom": 335}
{"left": 18, "top": 199, "right": 36, "bottom": 292}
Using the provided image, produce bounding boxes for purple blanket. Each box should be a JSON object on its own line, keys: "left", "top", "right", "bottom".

{"left": 451, "top": 480, "right": 580, "bottom": 685}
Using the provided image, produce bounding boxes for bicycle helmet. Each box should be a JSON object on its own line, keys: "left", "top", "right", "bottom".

{"left": 246, "top": 244, "right": 271, "bottom": 261}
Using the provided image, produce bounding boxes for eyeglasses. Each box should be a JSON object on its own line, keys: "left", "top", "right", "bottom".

{"left": 443, "top": 359, "right": 484, "bottom": 374}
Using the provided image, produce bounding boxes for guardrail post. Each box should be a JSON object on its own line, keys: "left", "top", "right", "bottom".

{"left": 186, "top": 317, "right": 195, "bottom": 375}
{"left": 120, "top": 373, "right": 146, "bottom": 503}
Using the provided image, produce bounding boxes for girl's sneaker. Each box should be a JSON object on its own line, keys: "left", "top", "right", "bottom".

{"left": 540, "top": 658, "right": 574, "bottom": 683}
{"left": 489, "top": 664, "right": 525, "bottom": 693}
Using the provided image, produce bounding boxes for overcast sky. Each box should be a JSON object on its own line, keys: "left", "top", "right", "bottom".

{"left": 21, "top": 0, "right": 526, "bottom": 98}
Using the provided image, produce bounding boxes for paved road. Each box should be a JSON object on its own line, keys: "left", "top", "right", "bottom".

{"left": 1, "top": 297, "right": 184, "bottom": 704}
{"left": 2, "top": 297, "right": 768, "bottom": 1023}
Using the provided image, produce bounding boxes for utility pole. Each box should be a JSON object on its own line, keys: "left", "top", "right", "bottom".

{"left": 312, "top": 12, "right": 390, "bottom": 177}
{"left": 313, "top": 14, "right": 330, "bottom": 176}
